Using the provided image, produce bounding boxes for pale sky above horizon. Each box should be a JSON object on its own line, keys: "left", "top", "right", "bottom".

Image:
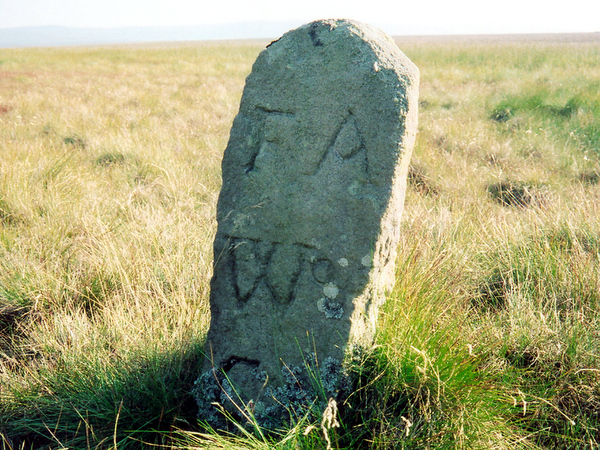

{"left": 1, "top": 0, "right": 599, "bottom": 35}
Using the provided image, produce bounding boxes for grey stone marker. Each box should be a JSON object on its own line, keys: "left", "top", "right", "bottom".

{"left": 195, "top": 18, "right": 419, "bottom": 427}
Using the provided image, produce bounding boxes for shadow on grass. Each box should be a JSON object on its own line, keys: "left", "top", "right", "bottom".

{"left": 0, "top": 339, "right": 206, "bottom": 450}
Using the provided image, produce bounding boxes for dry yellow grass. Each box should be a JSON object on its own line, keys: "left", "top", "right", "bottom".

{"left": 1, "top": 36, "right": 599, "bottom": 448}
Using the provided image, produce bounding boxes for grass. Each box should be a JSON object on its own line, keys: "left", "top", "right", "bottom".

{"left": 1, "top": 35, "right": 599, "bottom": 448}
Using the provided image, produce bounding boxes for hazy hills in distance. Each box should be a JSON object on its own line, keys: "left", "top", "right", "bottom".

{"left": 0, "top": 22, "right": 304, "bottom": 48}
{"left": 1, "top": 23, "right": 599, "bottom": 49}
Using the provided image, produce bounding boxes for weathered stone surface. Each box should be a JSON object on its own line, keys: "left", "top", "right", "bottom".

{"left": 195, "top": 18, "right": 419, "bottom": 426}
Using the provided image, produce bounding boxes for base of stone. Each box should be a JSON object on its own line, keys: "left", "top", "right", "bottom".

{"left": 193, "top": 349, "right": 354, "bottom": 431}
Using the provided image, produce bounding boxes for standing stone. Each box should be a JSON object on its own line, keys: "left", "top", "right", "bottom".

{"left": 195, "top": 19, "right": 419, "bottom": 427}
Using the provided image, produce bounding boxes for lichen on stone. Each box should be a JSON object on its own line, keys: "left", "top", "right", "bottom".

{"left": 192, "top": 367, "right": 232, "bottom": 425}
{"left": 317, "top": 297, "right": 344, "bottom": 319}
{"left": 252, "top": 367, "right": 268, "bottom": 383}
{"left": 195, "top": 350, "right": 353, "bottom": 430}
{"left": 322, "top": 282, "right": 339, "bottom": 299}
{"left": 337, "top": 257, "right": 349, "bottom": 267}
{"left": 320, "top": 356, "right": 350, "bottom": 397}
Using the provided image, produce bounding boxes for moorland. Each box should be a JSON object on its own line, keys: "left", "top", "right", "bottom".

{"left": 1, "top": 33, "right": 600, "bottom": 449}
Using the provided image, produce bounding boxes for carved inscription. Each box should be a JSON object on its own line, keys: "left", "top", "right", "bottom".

{"left": 267, "top": 244, "right": 302, "bottom": 304}
{"left": 221, "top": 236, "right": 345, "bottom": 310}
{"left": 231, "top": 239, "right": 273, "bottom": 301}
{"left": 333, "top": 116, "right": 363, "bottom": 159}
{"left": 244, "top": 109, "right": 370, "bottom": 179}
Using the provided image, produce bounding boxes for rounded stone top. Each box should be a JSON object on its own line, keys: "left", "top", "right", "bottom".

{"left": 260, "top": 18, "right": 419, "bottom": 85}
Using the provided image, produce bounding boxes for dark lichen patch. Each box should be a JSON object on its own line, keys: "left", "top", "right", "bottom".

{"left": 309, "top": 22, "right": 324, "bottom": 46}
{"left": 317, "top": 297, "right": 344, "bottom": 319}
{"left": 194, "top": 352, "right": 351, "bottom": 431}
{"left": 486, "top": 180, "right": 546, "bottom": 207}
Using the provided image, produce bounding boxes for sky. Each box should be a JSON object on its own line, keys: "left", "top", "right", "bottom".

{"left": 1, "top": 0, "right": 599, "bottom": 36}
